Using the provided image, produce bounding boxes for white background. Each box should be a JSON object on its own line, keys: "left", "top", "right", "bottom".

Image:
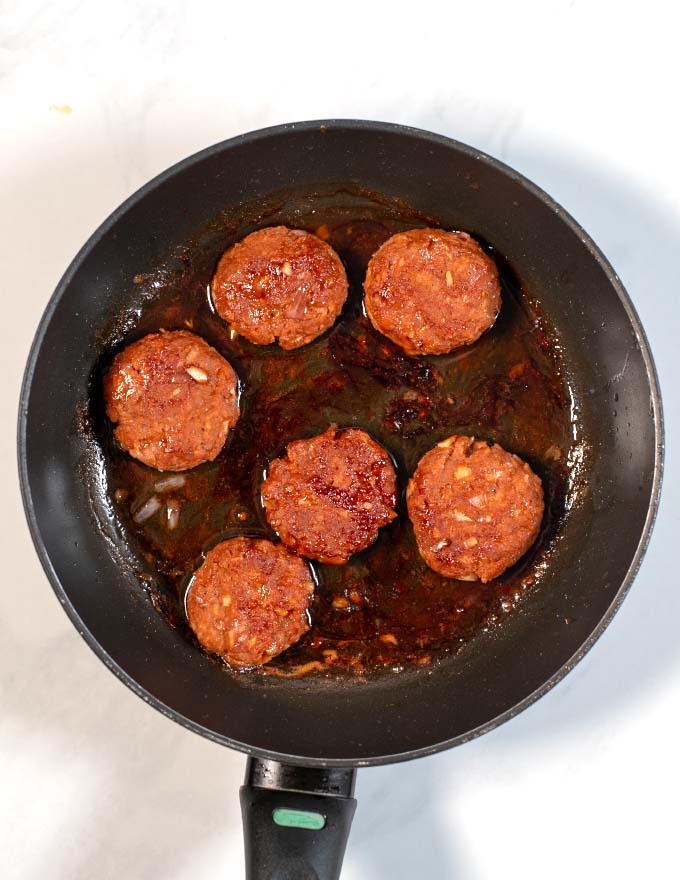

{"left": 2, "top": 1, "right": 679, "bottom": 878}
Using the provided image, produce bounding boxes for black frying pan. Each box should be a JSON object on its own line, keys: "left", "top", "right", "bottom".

{"left": 18, "top": 120, "right": 663, "bottom": 879}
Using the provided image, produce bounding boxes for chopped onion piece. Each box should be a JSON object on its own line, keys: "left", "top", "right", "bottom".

{"left": 264, "top": 661, "right": 325, "bottom": 678}
{"left": 154, "top": 474, "right": 186, "bottom": 492}
{"left": 186, "top": 365, "right": 208, "bottom": 383}
{"left": 166, "top": 499, "right": 181, "bottom": 531}
{"left": 133, "top": 495, "right": 161, "bottom": 523}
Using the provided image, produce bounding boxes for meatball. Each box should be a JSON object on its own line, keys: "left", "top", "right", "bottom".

{"left": 363, "top": 228, "right": 501, "bottom": 356}
{"left": 211, "top": 226, "right": 348, "bottom": 350}
{"left": 103, "top": 330, "right": 239, "bottom": 472}
{"left": 407, "top": 435, "right": 544, "bottom": 582}
{"left": 261, "top": 427, "right": 398, "bottom": 564}
{"left": 186, "top": 536, "right": 314, "bottom": 667}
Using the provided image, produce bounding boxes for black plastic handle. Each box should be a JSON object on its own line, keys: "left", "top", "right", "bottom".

{"left": 240, "top": 758, "right": 357, "bottom": 880}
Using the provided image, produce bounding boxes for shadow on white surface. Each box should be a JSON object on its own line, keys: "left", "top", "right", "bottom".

{"left": 2, "top": 617, "right": 245, "bottom": 880}
{"left": 345, "top": 130, "right": 678, "bottom": 878}
{"left": 472, "top": 142, "right": 678, "bottom": 746}
{"left": 348, "top": 756, "right": 479, "bottom": 880}
{"left": 6, "top": 119, "right": 678, "bottom": 880}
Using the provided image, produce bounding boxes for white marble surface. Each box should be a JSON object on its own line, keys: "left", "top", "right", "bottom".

{"left": 2, "top": 2, "right": 679, "bottom": 878}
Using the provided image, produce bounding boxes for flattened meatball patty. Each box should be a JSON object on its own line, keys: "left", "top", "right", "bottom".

{"left": 364, "top": 228, "right": 501, "bottom": 356}
{"left": 407, "top": 435, "right": 544, "bottom": 582}
{"left": 186, "top": 537, "right": 314, "bottom": 667}
{"left": 211, "top": 226, "right": 348, "bottom": 350}
{"left": 103, "top": 330, "right": 239, "bottom": 472}
{"left": 261, "top": 428, "right": 398, "bottom": 564}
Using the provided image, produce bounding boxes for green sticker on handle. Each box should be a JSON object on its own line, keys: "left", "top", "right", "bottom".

{"left": 272, "top": 808, "right": 326, "bottom": 830}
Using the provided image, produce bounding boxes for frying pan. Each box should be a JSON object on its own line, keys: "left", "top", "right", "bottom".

{"left": 18, "top": 120, "right": 663, "bottom": 879}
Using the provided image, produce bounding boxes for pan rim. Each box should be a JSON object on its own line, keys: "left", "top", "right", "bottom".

{"left": 17, "top": 118, "right": 664, "bottom": 767}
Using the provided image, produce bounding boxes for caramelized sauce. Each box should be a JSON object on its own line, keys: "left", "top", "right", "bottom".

{"left": 93, "top": 187, "right": 573, "bottom": 676}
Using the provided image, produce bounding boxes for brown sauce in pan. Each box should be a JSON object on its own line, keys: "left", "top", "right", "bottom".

{"left": 94, "top": 188, "right": 574, "bottom": 676}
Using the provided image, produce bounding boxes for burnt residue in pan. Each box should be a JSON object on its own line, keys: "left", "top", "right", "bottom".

{"left": 89, "top": 185, "right": 579, "bottom": 677}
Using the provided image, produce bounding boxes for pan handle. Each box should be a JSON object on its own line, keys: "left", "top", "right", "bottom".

{"left": 240, "top": 757, "right": 357, "bottom": 880}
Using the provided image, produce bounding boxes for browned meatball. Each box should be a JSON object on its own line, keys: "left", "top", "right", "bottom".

{"left": 364, "top": 228, "right": 501, "bottom": 356}
{"left": 261, "top": 427, "right": 398, "bottom": 564}
{"left": 211, "top": 226, "right": 348, "bottom": 350}
{"left": 407, "top": 435, "right": 544, "bottom": 582}
{"left": 103, "top": 330, "right": 239, "bottom": 472}
{"left": 186, "top": 537, "right": 314, "bottom": 667}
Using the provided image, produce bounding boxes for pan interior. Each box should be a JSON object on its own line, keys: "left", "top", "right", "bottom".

{"left": 20, "top": 122, "right": 660, "bottom": 764}
{"left": 93, "top": 183, "right": 576, "bottom": 678}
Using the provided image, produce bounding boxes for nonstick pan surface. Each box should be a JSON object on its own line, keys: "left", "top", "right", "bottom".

{"left": 19, "top": 120, "right": 662, "bottom": 767}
